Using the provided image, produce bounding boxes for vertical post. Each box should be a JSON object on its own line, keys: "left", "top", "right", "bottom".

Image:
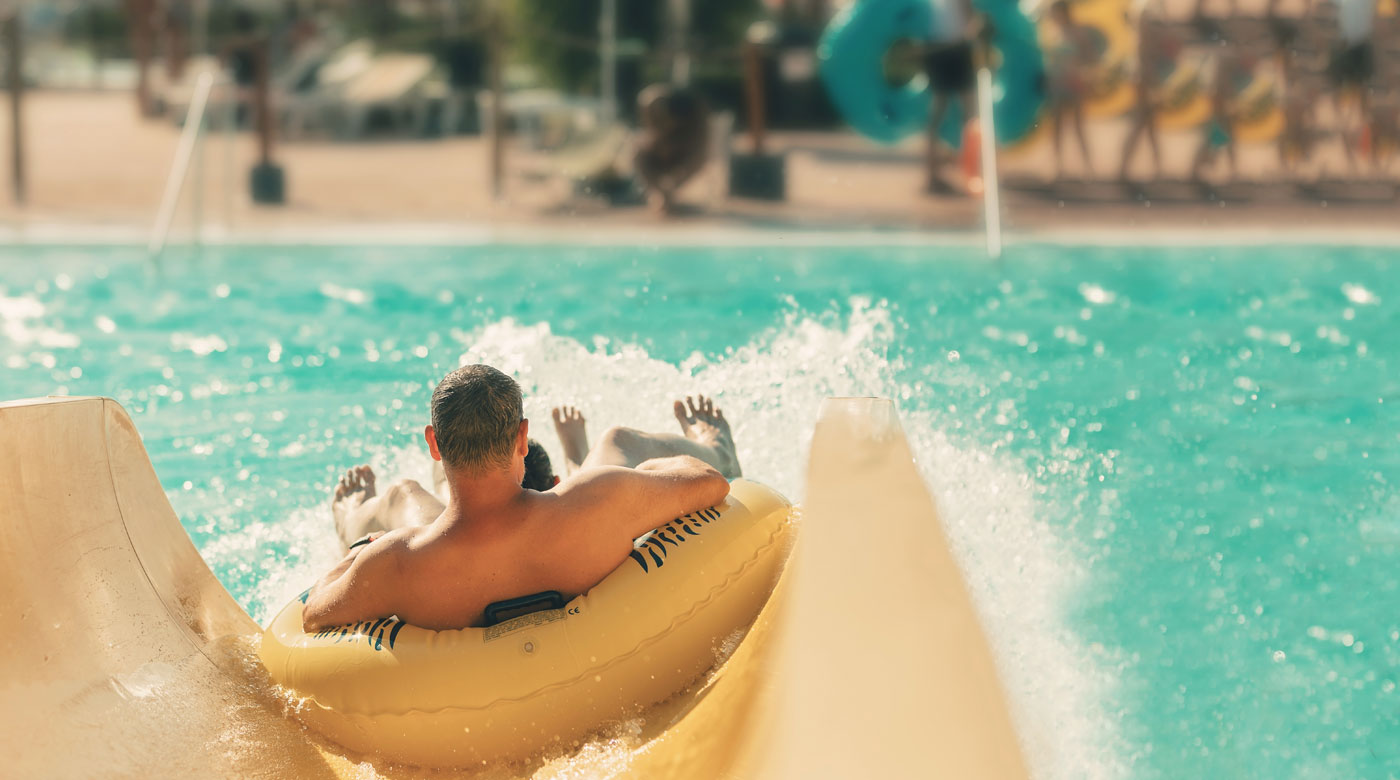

{"left": 976, "top": 67, "right": 1002, "bottom": 260}
{"left": 487, "top": 9, "right": 505, "bottom": 201}
{"left": 126, "top": 0, "right": 155, "bottom": 116}
{"left": 743, "top": 39, "right": 766, "bottom": 155}
{"left": 5, "top": 10, "right": 24, "bottom": 206}
{"left": 254, "top": 42, "right": 272, "bottom": 166}
{"left": 248, "top": 38, "right": 285, "bottom": 204}
{"left": 599, "top": 0, "right": 617, "bottom": 123}
{"left": 669, "top": 0, "right": 692, "bottom": 86}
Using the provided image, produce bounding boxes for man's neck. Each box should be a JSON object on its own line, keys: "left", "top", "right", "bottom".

{"left": 439, "top": 467, "right": 523, "bottom": 527}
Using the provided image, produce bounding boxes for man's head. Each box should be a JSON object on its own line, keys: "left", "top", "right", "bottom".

{"left": 426, "top": 364, "right": 527, "bottom": 478}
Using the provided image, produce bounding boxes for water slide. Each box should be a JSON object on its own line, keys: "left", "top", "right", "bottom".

{"left": 0, "top": 395, "right": 1026, "bottom": 778}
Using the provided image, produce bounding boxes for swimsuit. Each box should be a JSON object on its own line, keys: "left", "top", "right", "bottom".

{"left": 348, "top": 534, "right": 379, "bottom": 550}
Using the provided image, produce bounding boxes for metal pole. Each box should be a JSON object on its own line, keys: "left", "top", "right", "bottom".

{"left": 5, "top": 10, "right": 24, "bottom": 206}
{"left": 976, "top": 66, "right": 1002, "bottom": 260}
{"left": 150, "top": 71, "right": 214, "bottom": 257}
{"left": 599, "top": 0, "right": 617, "bottom": 123}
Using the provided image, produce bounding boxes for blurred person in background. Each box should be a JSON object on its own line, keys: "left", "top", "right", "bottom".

{"left": 1329, "top": 0, "right": 1377, "bottom": 170}
{"left": 923, "top": 0, "right": 981, "bottom": 194}
{"left": 1192, "top": 50, "right": 1250, "bottom": 184}
{"left": 1273, "top": 0, "right": 1320, "bottom": 179}
{"left": 1279, "top": 74, "right": 1323, "bottom": 178}
{"left": 1119, "top": 2, "right": 1177, "bottom": 182}
{"left": 1042, "top": 0, "right": 1096, "bottom": 179}
{"left": 634, "top": 84, "right": 711, "bottom": 215}
{"left": 1364, "top": 96, "right": 1399, "bottom": 172}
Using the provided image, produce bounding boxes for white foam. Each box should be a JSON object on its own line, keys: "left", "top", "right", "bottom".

{"left": 220, "top": 306, "right": 1122, "bottom": 778}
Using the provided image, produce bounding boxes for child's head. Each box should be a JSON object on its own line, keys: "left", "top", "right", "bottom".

{"left": 522, "top": 439, "right": 559, "bottom": 491}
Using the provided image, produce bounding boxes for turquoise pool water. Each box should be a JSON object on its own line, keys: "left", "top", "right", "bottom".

{"left": 2, "top": 243, "right": 1396, "bottom": 778}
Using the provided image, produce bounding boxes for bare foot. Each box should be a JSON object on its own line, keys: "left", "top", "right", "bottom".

{"left": 331, "top": 465, "right": 376, "bottom": 527}
{"left": 552, "top": 405, "right": 590, "bottom": 475}
{"left": 673, "top": 394, "right": 742, "bottom": 478}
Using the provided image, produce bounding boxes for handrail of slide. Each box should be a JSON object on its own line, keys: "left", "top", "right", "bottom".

{"left": 148, "top": 70, "right": 214, "bottom": 258}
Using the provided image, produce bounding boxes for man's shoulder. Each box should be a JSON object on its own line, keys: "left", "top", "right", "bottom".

{"left": 541, "top": 467, "right": 644, "bottom": 513}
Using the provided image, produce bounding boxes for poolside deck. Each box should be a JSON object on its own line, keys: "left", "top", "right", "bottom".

{"left": 0, "top": 92, "right": 1394, "bottom": 242}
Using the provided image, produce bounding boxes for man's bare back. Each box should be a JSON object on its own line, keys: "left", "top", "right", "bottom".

{"left": 303, "top": 379, "right": 741, "bottom": 632}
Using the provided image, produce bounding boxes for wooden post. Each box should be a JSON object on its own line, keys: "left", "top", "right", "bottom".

{"left": 6, "top": 10, "right": 24, "bottom": 205}
{"left": 742, "top": 39, "right": 767, "bottom": 155}
{"left": 125, "top": 0, "right": 155, "bottom": 116}
{"left": 248, "top": 37, "right": 285, "bottom": 205}
{"left": 254, "top": 40, "right": 272, "bottom": 166}
{"left": 487, "top": 10, "right": 505, "bottom": 201}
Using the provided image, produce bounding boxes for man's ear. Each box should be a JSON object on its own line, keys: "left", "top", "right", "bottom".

{"left": 518, "top": 419, "right": 529, "bottom": 455}
{"left": 425, "top": 425, "right": 442, "bottom": 462}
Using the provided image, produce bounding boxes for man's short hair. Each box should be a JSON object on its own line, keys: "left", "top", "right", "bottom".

{"left": 523, "top": 440, "right": 555, "bottom": 491}
{"left": 431, "top": 364, "right": 522, "bottom": 470}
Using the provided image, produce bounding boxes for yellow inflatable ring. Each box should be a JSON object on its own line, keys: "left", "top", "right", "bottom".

{"left": 259, "top": 478, "right": 794, "bottom": 768}
{"left": 1154, "top": 59, "right": 1212, "bottom": 130}
{"left": 1232, "top": 75, "right": 1285, "bottom": 144}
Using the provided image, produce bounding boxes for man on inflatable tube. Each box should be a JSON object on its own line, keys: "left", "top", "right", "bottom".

{"left": 818, "top": 0, "right": 1046, "bottom": 186}
{"left": 302, "top": 364, "right": 744, "bottom": 632}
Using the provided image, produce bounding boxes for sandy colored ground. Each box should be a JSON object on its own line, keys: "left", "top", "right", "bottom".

{"left": 0, "top": 91, "right": 1394, "bottom": 240}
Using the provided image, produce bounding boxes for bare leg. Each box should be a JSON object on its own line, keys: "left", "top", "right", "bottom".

{"left": 1144, "top": 113, "right": 1162, "bottom": 178}
{"left": 925, "top": 94, "right": 954, "bottom": 192}
{"left": 331, "top": 465, "right": 444, "bottom": 549}
{"left": 578, "top": 394, "right": 742, "bottom": 479}
{"left": 1073, "top": 102, "right": 1094, "bottom": 178}
{"left": 552, "top": 405, "right": 591, "bottom": 475}
{"left": 1052, "top": 105, "right": 1067, "bottom": 179}
{"left": 1120, "top": 112, "right": 1143, "bottom": 180}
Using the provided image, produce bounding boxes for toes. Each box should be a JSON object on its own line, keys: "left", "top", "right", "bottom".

{"left": 673, "top": 399, "right": 688, "bottom": 420}
{"left": 552, "top": 407, "right": 562, "bottom": 423}
{"left": 686, "top": 396, "right": 698, "bottom": 416}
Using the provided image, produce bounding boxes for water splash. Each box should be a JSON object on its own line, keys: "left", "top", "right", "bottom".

{"left": 210, "top": 304, "right": 1118, "bottom": 779}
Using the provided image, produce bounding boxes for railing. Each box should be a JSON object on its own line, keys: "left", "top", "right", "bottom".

{"left": 148, "top": 69, "right": 214, "bottom": 258}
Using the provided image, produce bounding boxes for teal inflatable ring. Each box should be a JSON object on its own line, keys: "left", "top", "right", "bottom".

{"left": 818, "top": 0, "right": 1045, "bottom": 148}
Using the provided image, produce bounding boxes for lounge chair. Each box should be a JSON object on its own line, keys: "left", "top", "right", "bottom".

{"left": 334, "top": 53, "right": 439, "bottom": 139}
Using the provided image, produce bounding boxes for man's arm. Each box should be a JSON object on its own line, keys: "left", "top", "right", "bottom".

{"left": 539, "top": 456, "right": 729, "bottom": 587}
{"left": 302, "top": 538, "right": 401, "bottom": 632}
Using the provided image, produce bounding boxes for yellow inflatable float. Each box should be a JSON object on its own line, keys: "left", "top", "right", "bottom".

{"left": 260, "top": 478, "right": 794, "bottom": 768}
